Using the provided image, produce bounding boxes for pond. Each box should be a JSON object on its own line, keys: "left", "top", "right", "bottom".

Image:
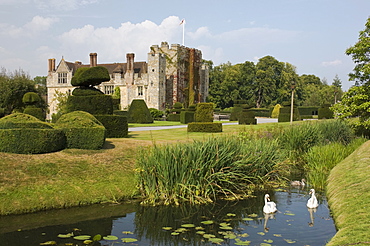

{"left": 0, "top": 188, "right": 336, "bottom": 246}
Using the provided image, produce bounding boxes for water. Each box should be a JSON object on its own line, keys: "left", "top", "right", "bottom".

{"left": 0, "top": 188, "right": 336, "bottom": 246}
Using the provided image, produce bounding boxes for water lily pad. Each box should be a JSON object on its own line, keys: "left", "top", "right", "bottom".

{"left": 224, "top": 233, "right": 237, "bottom": 239}
{"left": 257, "top": 232, "right": 265, "bottom": 235}
{"left": 238, "top": 233, "right": 249, "bottom": 238}
{"left": 93, "top": 234, "right": 102, "bottom": 241}
{"left": 171, "top": 232, "right": 180, "bottom": 236}
{"left": 162, "top": 227, "right": 172, "bottom": 230}
{"left": 284, "top": 213, "right": 295, "bottom": 216}
{"left": 73, "top": 235, "right": 91, "bottom": 241}
{"left": 83, "top": 240, "right": 93, "bottom": 244}
{"left": 284, "top": 239, "right": 296, "bottom": 243}
{"left": 264, "top": 239, "right": 273, "bottom": 243}
{"left": 273, "top": 234, "right": 282, "bottom": 237}
{"left": 242, "top": 218, "right": 253, "bottom": 221}
{"left": 227, "top": 213, "right": 236, "bottom": 216}
{"left": 121, "top": 238, "right": 138, "bottom": 243}
{"left": 234, "top": 239, "right": 251, "bottom": 245}
{"left": 195, "top": 226, "right": 204, "bottom": 230}
{"left": 220, "top": 226, "right": 233, "bottom": 230}
{"left": 122, "top": 231, "right": 133, "bottom": 234}
{"left": 219, "top": 222, "right": 230, "bottom": 227}
{"left": 203, "top": 234, "right": 216, "bottom": 238}
{"left": 196, "top": 231, "right": 206, "bottom": 235}
{"left": 40, "top": 241, "right": 56, "bottom": 245}
{"left": 248, "top": 213, "right": 258, "bottom": 217}
{"left": 181, "top": 224, "right": 195, "bottom": 228}
{"left": 260, "top": 243, "right": 271, "bottom": 246}
{"left": 209, "top": 238, "right": 224, "bottom": 243}
{"left": 201, "top": 220, "right": 214, "bottom": 225}
{"left": 175, "top": 228, "right": 188, "bottom": 233}
{"left": 103, "top": 235, "right": 118, "bottom": 240}
{"left": 57, "top": 233, "right": 73, "bottom": 238}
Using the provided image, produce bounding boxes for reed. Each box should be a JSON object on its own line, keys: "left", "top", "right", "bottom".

{"left": 136, "top": 136, "right": 283, "bottom": 205}
{"left": 304, "top": 137, "right": 367, "bottom": 190}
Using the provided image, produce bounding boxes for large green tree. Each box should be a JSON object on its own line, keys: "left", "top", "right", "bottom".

{"left": 0, "top": 68, "right": 46, "bottom": 114}
{"left": 332, "top": 17, "right": 370, "bottom": 131}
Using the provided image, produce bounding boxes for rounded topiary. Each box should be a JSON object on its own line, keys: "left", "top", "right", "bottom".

{"left": 128, "top": 99, "right": 153, "bottom": 123}
{"left": 0, "top": 113, "right": 65, "bottom": 154}
{"left": 22, "top": 92, "right": 41, "bottom": 106}
{"left": 54, "top": 111, "right": 106, "bottom": 149}
{"left": 271, "top": 104, "right": 282, "bottom": 118}
{"left": 72, "top": 87, "right": 104, "bottom": 96}
{"left": 71, "top": 66, "right": 110, "bottom": 87}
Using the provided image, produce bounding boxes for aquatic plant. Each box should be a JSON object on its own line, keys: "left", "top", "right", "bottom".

{"left": 136, "top": 136, "right": 283, "bottom": 205}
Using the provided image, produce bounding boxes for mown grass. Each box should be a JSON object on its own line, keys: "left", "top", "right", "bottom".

{"left": 326, "top": 140, "right": 370, "bottom": 246}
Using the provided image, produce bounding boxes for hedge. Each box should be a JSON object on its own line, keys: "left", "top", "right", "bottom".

{"left": 0, "top": 113, "right": 52, "bottom": 129}
{"left": 167, "top": 114, "right": 181, "bottom": 122}
{"left": 278, "top": 105, "right": 301, "bottom": 122}
{"left": 195, "top": 103, "right": 213, "bottom": 122}
{"left": 23, "top": 107, "right": 45, "bottom": 121}
{"left": 180, "top": 111, "right": 195, "bottom": 124}
{"left": 298, "top": 106, "right": 319, "bottom": 119}
{"left": 187, "top": 122, "right": 222, "bottom": 132}
{"left": 94, "top": 114, "right": 128, "bottom": 138}
{"left": 66, "top": 94, "right": 113, "bottom": 115}
{"left": 0, "top": 128, "right": 66, "bottom": 154}
{"left": 238, "top": 110, "right": 257, "bottom": 125}
{"left": 128, "top": 99, "right": 153, "bottom": 123}
{"left": 318, "top": 104, "right": 333, "bottom": 119}
{"left": 55, "top": 111, "right": 106, "bottom": 149}
{"left": 249, "top": 108, "right": 270, "bottom": 117}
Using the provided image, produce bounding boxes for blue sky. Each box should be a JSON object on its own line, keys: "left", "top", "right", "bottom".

{"left": 0, "top": 0, "right": 369, "bottom": 90}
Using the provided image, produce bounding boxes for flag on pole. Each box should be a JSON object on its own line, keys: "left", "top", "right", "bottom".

{"left": 180, "top": 19, "right": 185, "bottom": 45}
{"left": 179, "top": 19, "right": 185, "bottom": 25}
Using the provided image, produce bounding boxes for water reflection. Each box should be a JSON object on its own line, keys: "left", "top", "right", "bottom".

{"left": 0, "top": 189, "right": 336, "bottom": 246}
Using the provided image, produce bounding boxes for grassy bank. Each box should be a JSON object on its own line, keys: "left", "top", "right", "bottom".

{"left": 326, "top": 140, "right": 370, "bottom": 246}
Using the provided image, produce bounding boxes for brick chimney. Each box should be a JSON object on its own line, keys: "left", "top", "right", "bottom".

{"left": 48, "top": 58, "right": 55, "bottom": 72}
{"left": 126, "top": 53, "right": 134, "bottom": 71}
{"left": 89, "top": 53, "right": 97, "bottom": 67}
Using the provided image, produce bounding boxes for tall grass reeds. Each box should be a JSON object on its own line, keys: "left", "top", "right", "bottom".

{"left": 136, "top": 136, "right": 283, "bottom": 205}
{"left": 303, "top": 137, "right": 367, "bottom": 190}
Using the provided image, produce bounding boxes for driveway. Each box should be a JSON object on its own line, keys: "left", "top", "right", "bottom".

{"left": 128, "top": 118, "right": 278, "bottom": 131}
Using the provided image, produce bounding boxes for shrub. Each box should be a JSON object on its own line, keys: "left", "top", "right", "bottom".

{"left": 166, "top": 114, "right": 181, "bottom": 122}
{"left": 250, "top": 108, "right": 270, "bottom": 117}
{"left": 298, "top": 106, "right": 319, "bottom": 119}
{"left": 149, "top": 108, "right": 164, "bottom": 119}
{"left": 229, "top": 106, "right": 242, "bottom": 121}
{"left": 22, "top": 92, "right": 41, "bottom": 105}
{"left": 271, "top": 104, "right": 281, "bottom": 118}
{"left": 23, "top": 107, "right": 44, "bottom": 121}
{"left": 318, "top": 104, "right": 333, "bottom": 119}
{"left": 0, "top": 113, "right": 65, "bottom": 154}
{"left": 239, "top": 108, "right": 257, "bottom": 125}
{"left": 66, "top": 94, "right": 113, "bottom": 115}
{"left": 187, "top": 122, "right": 222, "bottom": 132}
{"left": 195, "top": 103, "right": 213, "bottom": 122}
{"left": 180, "top": 111, "right": 195, "bottom": 124}
{"left": 72, "top": 87, "right": 104, "bottom": 96}
{"left": 54, "top": 111, "right": 106, "bottom": 149}
{"left": 278, "top": 105, "right": 301, "bottom": 122}
{"left": 128, "top": 99, "right": 153, "bottom": 123}
{"left": 94, "top": 114, "right": 128, "bottom": 138}
{"left": 71, "top": 66, "right": 110, "bottom": 87}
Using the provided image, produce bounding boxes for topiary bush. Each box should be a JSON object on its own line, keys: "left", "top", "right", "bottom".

{"left": 71, "top": 66, "right": 110, "bottom": 87}
{"left": 187, "top": 122, "right": 222, "bottom": 132}
{"left": 271, "top": 104, "right": 282, "bottom": 118}
{"left": 318, "top": 104, "right": 333, "bottom": 119}
{"left": 22, "top": 92, "right": 45, "bottom": 121}
{"left": 54, "top": 111, "right": 106, "bottom": 149}
{"left": 195, "top": 103, "right": 213, "bottom": 122}
{"left": 128, "top": 99, "right": 153, "bottom": 123}
{"left": 239, "top": 106, "right": 257, "bottom": 125}
{"left": 66, "top": 94, "right": 113, "bottom": 115}
{"left": 94, "top": 114, "right": 128, "bottom": 138}
{"left": 0, "top": 113, "right": 65, "bottom": 154}
{"left": 278, "top": 102, "right": 301, "bottom": 122}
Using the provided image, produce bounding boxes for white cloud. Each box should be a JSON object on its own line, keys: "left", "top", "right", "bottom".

{"left": 58, "top": 16, "right": 184, "bottom": 62}
{"left": 34, "top": 0, "right": 98, "bottom": 10}
{"left": 321, "top": 59, "right": 342, "bottom": 67}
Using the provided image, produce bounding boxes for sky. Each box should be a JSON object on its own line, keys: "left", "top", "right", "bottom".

{"left": 0, "top": 0, "right": 369, "bottom": 91}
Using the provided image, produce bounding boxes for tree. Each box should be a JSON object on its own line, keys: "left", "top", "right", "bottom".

{"left": 346, "top": 17, "right": 370, "bottom": 85}
{"left": 0, "top": 68, "right": 45, "bottom": 114}
{"left": 332, "top": 74, "right": 343, "bottom": 103}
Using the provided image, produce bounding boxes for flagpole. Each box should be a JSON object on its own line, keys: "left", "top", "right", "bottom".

{"left": 182, "top": 20, "right": 185, "bottom": 46}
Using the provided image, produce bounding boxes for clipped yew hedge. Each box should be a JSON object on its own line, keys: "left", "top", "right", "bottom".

{"left": 94, "top": 114, "right": 128, "bottom": 138}
{"left": 54, "top": 111, "right": 106, "bottom": 150}
{"left": 0, "top": 113, "right": 65, "bottom": 154}
{"left": 66, "top": 94, "right": 113, "bottom": 115}
{"left": 187, "top": 122, "right": 222, "bottom": 132}
{"left": 128, "top": 99, "right": 153, "bottom": 123}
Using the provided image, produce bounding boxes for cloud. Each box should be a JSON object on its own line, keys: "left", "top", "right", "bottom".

{"left": 34, "top": 0, "right": 99, "bottom": 10}
{"left": 321, "top": 59, "right": 342, "bottom": 67}
{"left": 0, "top": 15, "right": 58, "bottom": 38}
{"left": 58, "top": 16, "right": 184, "bottom": 62}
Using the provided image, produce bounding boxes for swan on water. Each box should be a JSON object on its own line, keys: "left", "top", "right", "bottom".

{"left": 307, "top": 189, "right": 319, "bottom": 208}
{"left": 290, "top": 179, "right": 306, "bottom": 186}
{"left": 263, "top": 194, "right": 277, "bottom": 214}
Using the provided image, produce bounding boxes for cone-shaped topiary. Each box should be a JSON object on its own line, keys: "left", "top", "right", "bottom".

{"left": 128, "top": 99, "right": 153, "bottom": 123}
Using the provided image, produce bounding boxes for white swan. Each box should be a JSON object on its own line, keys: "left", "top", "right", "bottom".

{"left": 290, "top": 179, "right": 306, "bottom": 186}
{"left": 263, "top": 194, "right": 277, "bottom": 214}
{"left": 307, "top": 189, "right": 319, "bottom": 208}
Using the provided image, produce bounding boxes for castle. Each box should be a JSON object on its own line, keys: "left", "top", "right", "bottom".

{"left": 46, "top": 42, "right": 209, "bottom": 119}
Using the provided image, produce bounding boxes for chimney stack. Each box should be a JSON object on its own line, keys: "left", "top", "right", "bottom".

{"left": 126, "top": 53, "right": 134, "bottom": 71}
{"left": 89, "top": 53, "right": 97, "bottom": 67}
{"left": 48, "top": 58, "right": 55, "bottom": 72}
